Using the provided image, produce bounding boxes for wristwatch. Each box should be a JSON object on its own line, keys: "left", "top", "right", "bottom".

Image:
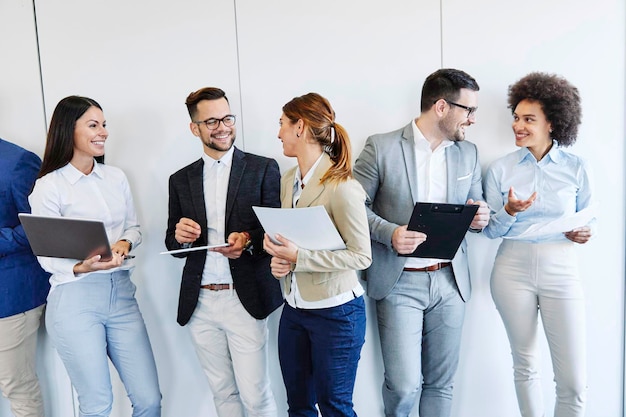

{"left": 121, "top": 239, "right": 133, "bottom": 251}
{"left": 241, "top": 231, "right": 252, "bottom": 251}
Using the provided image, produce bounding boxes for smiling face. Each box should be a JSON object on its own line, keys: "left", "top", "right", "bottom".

{"left": 512, "top": 99, "right": 553, "bottom": 158}
{"left": 190, "top": 98, "right": 236, "bottom": 159}
{"left": 277, "top": 113, "right": 301, "bottom": 158}
{"left": 438, "top": 88, "right": 478, "bottom": 142}
{"left": 71, "top": 106, "right": 107, "bottom": 167}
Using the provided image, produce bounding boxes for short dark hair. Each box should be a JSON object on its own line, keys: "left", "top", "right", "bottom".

{"left": 185, "top": 87, "right": 229, "bottom": 120}
{"left": 39, "top": 95, "right": 103, "bottom": 178}
{"left": 508, "top": 72, "right": 581, "bottom": 147}
{"left": 420, "top": 68, "right": 480, "bottom": 112}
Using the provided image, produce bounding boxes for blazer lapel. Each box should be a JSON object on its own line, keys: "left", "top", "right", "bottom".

{"left": 225, "top": 148, "right": 245, "bottom": 223}
{"left": 445, "top": 144, "right": 460, "bottom": 203}
{"left": 296, "top": 154, "right": 331, "bottom": 208}
{"left": 188, "top": 159, "right": 207, "bottom": 229}
{"left": 400, "top": 123, "right": 419, "bottom": 203}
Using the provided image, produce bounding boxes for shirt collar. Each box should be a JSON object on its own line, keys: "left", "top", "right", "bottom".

{"left": 294, "top": 152, "right": 325, "bottom": 189}
{"left": 517, "top": 140, "right": 562, "bottom": 164}
{"left": 411, "top": 119, "right": 453, "bottom": 151}
{"left": 201, "top": 146, "right": 235, "bottom": 169}
{"left": 60, "top": 159, "right": 104, "bottom": 184}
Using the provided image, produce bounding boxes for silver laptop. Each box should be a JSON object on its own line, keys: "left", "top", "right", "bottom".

{"left": 19, "top": 213, "right": 112, "bottom": 261}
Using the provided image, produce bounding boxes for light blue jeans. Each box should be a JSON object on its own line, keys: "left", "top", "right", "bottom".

{"left": 376, "top": 266, "right": 464, "bottom": 417}
{"left": 46, "top": 270, "right": 161, "bottom": 417}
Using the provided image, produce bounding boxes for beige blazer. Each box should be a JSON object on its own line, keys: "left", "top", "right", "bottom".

{"left": 280, "top": 153, "right": 372, "bottom": 301}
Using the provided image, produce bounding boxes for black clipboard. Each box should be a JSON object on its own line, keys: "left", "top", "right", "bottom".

{"left": 18, "top": 213, "right": 113, "bottom": 261}
{"left": 401, "top": 202, "right": 478, "bottom": 259}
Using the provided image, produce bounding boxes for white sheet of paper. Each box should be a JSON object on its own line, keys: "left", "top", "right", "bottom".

{"left": 160, "top": 243, "right": 230, "bottom": 255}
{"left": 253, "top": 206, "right": 346, "bottom": 251}
{"left": 507, "top": 204, "right": 597, "bottom": 240}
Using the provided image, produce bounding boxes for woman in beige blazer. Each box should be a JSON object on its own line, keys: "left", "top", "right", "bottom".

{"left": 264, "top": 92, "right": 371, "bottom": 417}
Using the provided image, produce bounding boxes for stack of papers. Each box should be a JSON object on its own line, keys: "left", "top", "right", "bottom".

{"left": 252, "top": 206, "right": 346, "bottom": 251}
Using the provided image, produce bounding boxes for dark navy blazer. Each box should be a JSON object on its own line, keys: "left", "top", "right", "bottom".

{"left": 165, "top": 147, "right": 283, "bottom": 325}
{"left": 0, "top": 139, "right": 50, "bottom": 318}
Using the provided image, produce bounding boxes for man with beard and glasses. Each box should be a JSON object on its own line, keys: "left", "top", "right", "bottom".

{"left": 353, "top": 68, "right": 489, "bottom": 417}
{"left": 165, "top": 87, "right": 283, "bottom": 417}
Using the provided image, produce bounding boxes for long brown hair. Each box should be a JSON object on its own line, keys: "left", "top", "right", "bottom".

{"left": 282, "top": 93, "right": 352, "bottom": 183}
{"left": 39, "top": 96, "right": 103, "bottom": 178}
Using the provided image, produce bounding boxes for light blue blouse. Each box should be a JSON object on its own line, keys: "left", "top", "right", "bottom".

{"left": 483, "top": 143, "right": 594, "bottom": 243}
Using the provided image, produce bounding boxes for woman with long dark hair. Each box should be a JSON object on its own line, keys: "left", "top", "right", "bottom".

{"left": 30, "top": 95, "right": 161, "bottom": 417}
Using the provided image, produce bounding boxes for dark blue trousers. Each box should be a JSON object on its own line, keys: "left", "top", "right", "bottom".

{"left": 278, "top": 296, "right": 366, "bottom": 417}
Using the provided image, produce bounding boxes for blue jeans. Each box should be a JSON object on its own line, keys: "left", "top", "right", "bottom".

{"left": 46, "top": 271, "right": 161, "bottom": 417}
{"left": 278, "top": 297, "right": 366, "bottom": 417}
{"left": 376, "top": 266, "right": 464, "bottom": 417}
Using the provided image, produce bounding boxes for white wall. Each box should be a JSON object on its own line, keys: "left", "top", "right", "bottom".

{"left": 1, "top": 0, "right": 623, "bottom": 416}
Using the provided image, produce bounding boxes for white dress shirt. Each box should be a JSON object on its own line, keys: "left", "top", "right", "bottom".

{"left": 29, "top": 161, "right": 141, "bottom": 289}
{"left": 404, "top": 120, "right": 454, "bottom": 269}
{"left": 201, "top": 148, "right": 234, "bottom": 285}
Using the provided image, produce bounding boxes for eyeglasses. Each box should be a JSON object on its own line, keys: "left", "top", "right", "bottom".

{"left": 194, "top": 115, "right": 236, "bottom": 130}
{"left": 443, "top": 100, "right": 478, "bottom": 119}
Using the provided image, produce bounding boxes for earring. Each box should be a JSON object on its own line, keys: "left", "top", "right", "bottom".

{"left": 296, "top": 133, "right": 300, "bottom": 138}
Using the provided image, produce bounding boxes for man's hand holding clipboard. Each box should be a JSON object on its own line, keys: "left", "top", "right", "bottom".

{"left": 400, "top": 200, "right": 487, "bottom": 259}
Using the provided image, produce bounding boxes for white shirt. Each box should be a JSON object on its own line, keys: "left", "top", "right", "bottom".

{"left": 201, "top": 148, "right": 234, "bottom": 285}
{"left": 286, "top": 153, "right": 364, "bottom": 309}
{"left": 404, "top": 120, "right": 454, "bottom": 268}
{"left": 29, "top": 161, "right": 141, "bottom": 289}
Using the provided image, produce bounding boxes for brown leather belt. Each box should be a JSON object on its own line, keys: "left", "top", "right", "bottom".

{"left": 403, "top": 262, "right": 451, "bottom": 272}
{"left": 200, "top": 283, "right": 234, "bottom": 291}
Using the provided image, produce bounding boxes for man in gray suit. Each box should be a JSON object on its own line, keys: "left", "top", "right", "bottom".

{"left": 353, "top": 68, "right": 489, "bottom": 417}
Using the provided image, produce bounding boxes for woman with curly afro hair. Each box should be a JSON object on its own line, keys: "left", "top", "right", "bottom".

{"left": 483, "top": 72, "right": 595, "bottom": 417}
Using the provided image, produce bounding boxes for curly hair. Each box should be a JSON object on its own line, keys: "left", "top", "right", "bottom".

{"left": 507, "top": 72, "right": 581, "bottom": 147}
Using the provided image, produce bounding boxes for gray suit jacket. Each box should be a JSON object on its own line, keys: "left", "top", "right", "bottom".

{"left": 353, "top": 122, "right": 484, "bottom": 301}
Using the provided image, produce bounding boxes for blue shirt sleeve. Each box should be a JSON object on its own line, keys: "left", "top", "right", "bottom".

{"left": 0, "top": 149, "right": 41, "bottom": 255}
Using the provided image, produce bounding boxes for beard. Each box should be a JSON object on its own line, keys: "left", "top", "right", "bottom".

{"left": 203, "top": 130, "right": 236, "bottom": 152}
{"left": 438, "top": 114, "right": 466, "bottom": 142}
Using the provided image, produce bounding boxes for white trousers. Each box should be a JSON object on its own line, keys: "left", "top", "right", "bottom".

{"left": 491, "top": 240, "right": 587, "bottom": 417}
{"left": 0, "top": 305, "right": 45, "bottom": 417}
{"left": 187, "top": 289, "right": 276, "bottom": 417}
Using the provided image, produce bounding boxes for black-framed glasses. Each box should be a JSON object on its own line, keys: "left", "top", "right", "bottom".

{"left": 194, "top": 115, "right": 236, "bottom": 130}
{"left": 443, "top": 99, "right": 478, "bottom": 119}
